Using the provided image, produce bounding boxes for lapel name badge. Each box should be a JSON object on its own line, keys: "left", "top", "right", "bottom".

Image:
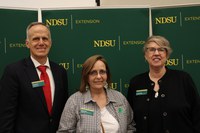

{"left": 80, "top": 108, "right": 94, "bottom": 116}
{"left": 136, "top": 89, "right": 148, "bottom": 96}
{"left": 31, "top": 80, "right": 45, "bottom": 88}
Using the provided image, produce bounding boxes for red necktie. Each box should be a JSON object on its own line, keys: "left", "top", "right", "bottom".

{"left": 38, "top": 65, "right": 52, "bottom": 115}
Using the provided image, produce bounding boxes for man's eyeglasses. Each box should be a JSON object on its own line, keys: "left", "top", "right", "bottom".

{"left": 89, "top": 70, "right": 107, "bottom": 76}
{"left": 146, "top": 47, "right": 166, "bottom": 53}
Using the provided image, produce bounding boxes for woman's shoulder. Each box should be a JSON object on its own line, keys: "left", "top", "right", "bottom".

{"left": 68, "top": 91, "right": 83, "bottom": 98}
{"left": 67, "top": 91, "right": 83, "bottom": 101}
{"left": 129, "top": 71, "right": 149, "bottom": 82}
{"left": 107, "top": 89, "right": 126, "bottom": 98}
{"left": 167, "top": 68, "right": 190, "bottom": 77}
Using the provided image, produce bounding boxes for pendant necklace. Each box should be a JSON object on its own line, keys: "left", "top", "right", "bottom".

{"left": 155, "top": 91, "right": 159, "bottom": 98}
{"left": 149, "top": 73, "right": 159, "bottom": 98}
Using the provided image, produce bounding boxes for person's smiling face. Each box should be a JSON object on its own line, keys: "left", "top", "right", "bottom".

{"left": 26, "top": 24, "right": 52, "bottom": 61}
{"left": 88, "top": 60, "right": 107, "bottom": 91}
{"left": 145, "top": 41, "right": 167, "bottom": 69}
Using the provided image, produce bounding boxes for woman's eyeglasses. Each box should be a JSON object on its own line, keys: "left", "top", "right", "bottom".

{"left": 89, "top": 70, "right": 107, "bottom": 76}
{"left": 146, "top": 47, "right": 166, "bottom": 54}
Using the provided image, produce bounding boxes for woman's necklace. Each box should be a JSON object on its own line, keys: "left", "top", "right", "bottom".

{"left": 155, "top": 91, "right": 159, "bottom": 98}
{"left": 149, "top": 68, "right": 166, "bottom": 98}
{"left": 149, "top": 73, "right": 160, "bottom": 98}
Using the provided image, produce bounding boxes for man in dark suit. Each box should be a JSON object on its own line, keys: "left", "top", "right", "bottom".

{"left": 0, "top": 22, "right": 68, "bottom": 133}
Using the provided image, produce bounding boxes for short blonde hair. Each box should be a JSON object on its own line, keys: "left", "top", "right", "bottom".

{"left": 143, "top": 35, "right": 173, "bottom": 57}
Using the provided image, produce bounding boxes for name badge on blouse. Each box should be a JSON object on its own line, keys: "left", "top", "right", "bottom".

{"left": 80, "top": 108, "right": 94, "bottom": 116}
{"left": 31, "top": 80, "right": 45, "bottom": 88}
{"left": 136, "top": 89, "right": 148, "bottom": 96}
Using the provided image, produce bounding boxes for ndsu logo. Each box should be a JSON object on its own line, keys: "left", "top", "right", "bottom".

{"left": 59, "top": 62, "right": 70, "bottom": 70}
{"left": 166, "top": 59, "right": 179, "bottom": 66}
{"left": 46, "top": 19, "right": 68, "bottom": 26}
{"left": 94, "top": 40, "right": 116, "bottom": 47}
{"left": 110, "top": 83, "right": 117, "bottom": 90}
{"left": 155, "top": 16, "right": 177, "bottom": 24}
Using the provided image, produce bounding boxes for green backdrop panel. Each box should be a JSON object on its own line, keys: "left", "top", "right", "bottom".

{"left": 0, "top": 9, "right": 38, "bottom": 74}
{"left": 1, "top": 6, "right": 199, "bottom": 97}
{"left": 151, "top": 5, "right": 200, "bottom": 93}
{"left": 42, "top": 8, "right": 149, "bottom": 96}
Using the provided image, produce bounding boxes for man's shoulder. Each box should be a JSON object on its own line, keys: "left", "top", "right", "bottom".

{"left": 49, "top": 60, "right": 66, "bottom": 70}
{"left": 6, "top": 58, "right": 28, "bottom": 68}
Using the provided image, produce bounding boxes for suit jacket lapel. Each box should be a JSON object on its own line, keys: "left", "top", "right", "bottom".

{"left": 50, "top": 62, "right": 58, "bottom": 115}
{"left": 24, "top": 57, "right": 49, "bottom": 114}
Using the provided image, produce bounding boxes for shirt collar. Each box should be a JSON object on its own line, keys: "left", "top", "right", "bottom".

{"left": 83, "top": 88, "right": 117, "bottom": 104}
{"left": 83, "top": 90, "right": 93, "bottom": 103}
{"left": 106, "top": 88, "right": 118, "bottom": 103}
{"left": 30, "top": 56, "right": 50, "bottom": 68}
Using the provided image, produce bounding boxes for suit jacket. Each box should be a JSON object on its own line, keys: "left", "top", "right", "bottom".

{"left": 0, "top": 57, "right": 68, "bottom": 133}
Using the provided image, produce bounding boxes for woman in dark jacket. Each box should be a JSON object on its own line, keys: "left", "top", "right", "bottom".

{"left": 127, "top": 35, "right": 200, "bottom": 133}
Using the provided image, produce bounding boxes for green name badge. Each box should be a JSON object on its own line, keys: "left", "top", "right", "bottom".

{"left": 136, "top": 89, "right": 148, "bottom": 96}
{"left": 80, "top": 108, "right": 94, "bottom": 116}
{"left": 32, "top": 80, "right": 45, "bottom": 88}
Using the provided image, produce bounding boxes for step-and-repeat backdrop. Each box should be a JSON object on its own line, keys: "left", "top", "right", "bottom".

{"left": 0, "top": 6, "right": 199, "bottom": 96}
{"left": 0, "top": 9, "right": 37, "bottom": 75}
{"left": 152, "top": 5, "right": 200, "bottom": 94}
{"left": 41, "top": 8, "right": 149, "bottom": 95}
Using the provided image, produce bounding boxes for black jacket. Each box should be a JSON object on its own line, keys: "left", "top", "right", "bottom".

{"left": 127, "top": 68, "right": 200, "bottom": 133}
